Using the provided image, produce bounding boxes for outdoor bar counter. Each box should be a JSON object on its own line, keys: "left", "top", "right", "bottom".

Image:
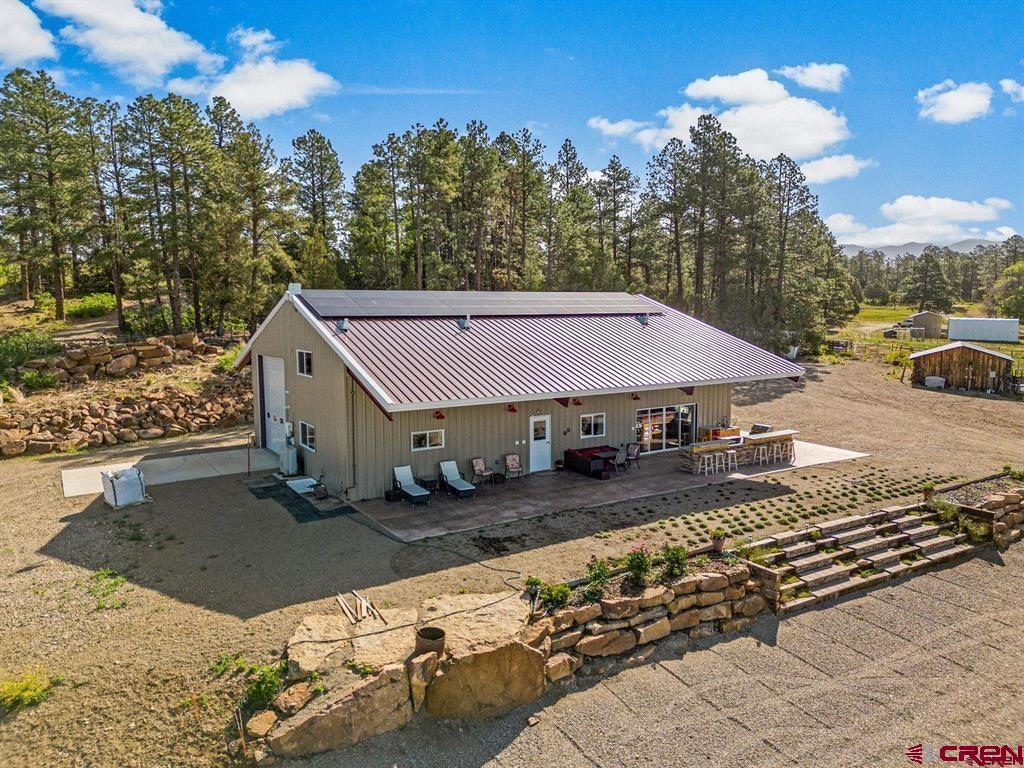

{"left": 678, "top": 429, "right": 798, "bottom": 473}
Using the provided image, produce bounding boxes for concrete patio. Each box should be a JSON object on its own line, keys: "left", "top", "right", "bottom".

{"left": 355, "top": 439, "right": 868, "bottom": 541}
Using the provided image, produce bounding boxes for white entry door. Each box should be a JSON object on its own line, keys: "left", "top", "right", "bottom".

{"left": 261, "top": 355, "right": 287, "bottom": 456}
{"left": 529, "top": 415, "right": 552, "bottom": 472}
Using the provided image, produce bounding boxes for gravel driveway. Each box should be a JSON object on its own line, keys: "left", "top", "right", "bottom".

{"left": 294, "top": 545, "right": 1024, "bottom": 768}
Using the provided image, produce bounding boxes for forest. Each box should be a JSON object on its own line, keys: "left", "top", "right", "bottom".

{"left": 1, "top": 68, "right": 1019, "bottom": 353}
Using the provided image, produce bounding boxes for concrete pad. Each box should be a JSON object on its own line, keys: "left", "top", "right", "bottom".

{"left": 60, "top": 447, "right": 279, "bottom": 497}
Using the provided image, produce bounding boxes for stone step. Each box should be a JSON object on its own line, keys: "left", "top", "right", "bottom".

{"left": 781, "top": 540, "right": 818, "bottom": 560}
{"left": 769, "top": 529, "right": 812, "bottom": 547}
{"left": 811, "top": 576, "right": 870, "bottom": 602}
{"left": 832, "top": 524, "right": 878, "bottom": 545}
{"left": 779, "top": 578, "right": 807, "bottom": 595}
{"left": 916, "top": 532, "right": 966, "bottom": 554}
{"left": 789, "top": 549, "right": 848, "bottom": 574}
{"left": 802, "top": 562, "right": 861, "bottom": 589}
{"left": 815, "top": 511, "right": 886, "bottom": 535}
{"left": 776, "top": 594, "right": 819, "bottom": 615}
{"left": 882, "top": 503, "right": 921, "bottom": 520}
{"left": 902, "top": 524, "right": 947, "bottom": 542}
{"left": 924, "top": 541, "right": 978, "bottom": 565}
{"left": 865, "top": 548, "right": 906, "bottom": 568}
{"left": 848, "top": 534, "right": 908, "bottom": 556}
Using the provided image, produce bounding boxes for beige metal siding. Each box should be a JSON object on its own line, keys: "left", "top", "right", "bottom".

{"left": 248, "top": 302, "right": 352, "bottom": 492}
{"left": 348, "top": 383, "right": 732, "bottom": 500}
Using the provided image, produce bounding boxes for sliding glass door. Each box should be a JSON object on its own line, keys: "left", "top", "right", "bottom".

{"left": 635, "top": 404, "right": 697, "bottom": 453}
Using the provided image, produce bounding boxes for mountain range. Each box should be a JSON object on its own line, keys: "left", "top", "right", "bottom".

{"left": 839, "top": 238, "right": 994, "bottom": 258}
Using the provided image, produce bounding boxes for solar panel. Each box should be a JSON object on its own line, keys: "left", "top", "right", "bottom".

{"left": 301, "top": 290, "right": 660, "bottom": 318}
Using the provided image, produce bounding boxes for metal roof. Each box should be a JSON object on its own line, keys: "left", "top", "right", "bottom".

{"left": 300, "top": 289, "right": 658, "bottom": 318}
{"left": 908, "top": 341, "right": 1015, "bottom": 362}
{"left": 289, "top": 292, "right": 804, "bottom": 410}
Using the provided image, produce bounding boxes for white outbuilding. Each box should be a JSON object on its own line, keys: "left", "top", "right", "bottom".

{"left": 946, "top": 317, "right": 1020, "bottom": 343}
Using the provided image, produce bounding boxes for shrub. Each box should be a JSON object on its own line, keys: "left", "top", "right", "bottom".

{"left": 624, "top": 544, "right": 652, "bottom": 586}
{"left": 539, "top": 582, "right": 571, "bottom": 610}
{"left": 0, "top": 329, "right": 58, "bottom": 372}
{"left": 0, "top": 668, "right": 60, "bottom": 712}
{"left": 959, "top": 516, "right": 991, "bottom": 545}
{"left": 124, "top": 304, "right": 194, "bottom": 337}
{"left": 660, "top": 544, "right": 687, "bottom": 581}
{"left": 927, "top": 498, "right": 959, "bottom": 522}
{"left": 20, "top": 370, "right": 57, "bottom": 391}
{"left": 67, "top": 293, "right": 117, "bottom": 319}
{"left": 31, "top": 292, "right": 55, "bottom": 315}
{"left": 523, "top": 575, "right": 542, "bottom": 595}
{"left": 582, "top": 557, "right": 611, "bottom": 602}
{"left": 809, "top": 529, "right": 822, "bottom": 540}
{"left": 241, "top": 661, "right": 287, "bottom": 711}
{"left": 710, "top": 527, "right": 727, "bottom": 541}
{"left": 735, "top": 543, "right": 779, "bottom": 567}
{"left": 215, "top": 347, "right": 241, "bottom": 372}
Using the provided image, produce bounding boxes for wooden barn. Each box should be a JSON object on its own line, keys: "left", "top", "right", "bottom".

{"left": 909, "top": 341, "right": 1015, "bottom": 393}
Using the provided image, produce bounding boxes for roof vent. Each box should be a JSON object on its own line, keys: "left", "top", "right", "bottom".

{"left": 635, "top": 313, "right": 650, "bottom": 327}
{"left": 457, "top": 314, "right": 471, "bottom": 331}
{"left": 335, "top": 318, "right": 349, "bottom": 333}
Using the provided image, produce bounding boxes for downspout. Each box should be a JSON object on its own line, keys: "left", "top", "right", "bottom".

{"left": 344, "top": 374, "right": 358, "bottom": 499}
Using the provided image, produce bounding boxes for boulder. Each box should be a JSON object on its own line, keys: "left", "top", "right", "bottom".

{"left": 137, "top": 427, "right": 165, "bottom": 440}
{"left": 725, "top": 564, "right": 751, "bottom": 584}
{"left": 696, "top": 590, "right": 725, "bottom": 607}
{"left": 724, "top": 585, "right": 745, "bottom": 600}
{"left": 634, "top": 616, "right": 670, "bottom": 645}
{"left": 571, "top": 603, "right": 602, "bottom": 625}
{"left": 575, "top": 629, "right": 636, "bottom": 657}
{"left": 425, "top": 641, "right": 545, "bottom": 720}
{"left": 698, "top": 603, "right": 731, "bottom": 622}
{"left": 668, "top": 594, "right": 698, "bottom": 614}
{"left": 627, "top": 606, "right": 667, "bottom": 627}
{"left": 637, "top": 585, "right": 674, "bottom": 608}
{"left": 246, "top": 710, "right": 278, "bottom": 739}
{"left": 600, "top": 596, "right": 640, "bottom": 620}
{"left": 545, "top": 652, "right": 578, "bottom": 682}
{"left": 732, "top": 594, "right": 766, "bottom": 618}
{"left": 550, "top": 629, "right": 583, "bottom": 651}
{"left": 690, "top": 622, "right": 717, "bottom": 640}
{"left": 697, "top": 573, "right": 729, "bottom": 592}
{"left": 547, "top": 609, "right": 575, "bottom": 633}
{"left": 1, "top": 439, "right": 26, "bottom": 458}
{"left": 266, "top": 664, "right": 411, "bottom": 756}
{"left": 106, "top": 354, "right": 137, "bottom": 376}
{"left": 24, "top": 439, "right": 57, "bottom": 455}
{"left": 519, "top": 619, "right": 553, "bottom": 648}
{"left": 406, "top": 652, "right": 438, "bottom": 712}
{"left": 274, "top": 682, "right": 316, "bottom": 716}
{"left": 671, "top": 575, "right": 701, "bottom": 595}
{"left": 284, "top": 614, "right": 353, "bottom": 681}
{"left": 117, "top": 428, "right": 139, "bottom": 443}
{"left": 585, "top": 618, "right": 629, "bottom": 635}
{"left": 668, "top": 608, "right": 700, "bottom": 632}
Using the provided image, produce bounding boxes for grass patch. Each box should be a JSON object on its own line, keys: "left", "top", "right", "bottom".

{"left": 0, "top": 669, "right": 61, "bottom": 713}
{"left": 66, "top": 293, "right": 116, "bottom": 319}
{"left": 87, "top": 569, "right": 128, "bottom": 610}
{"left": 241, "top": 661, "right": 287, "bottom": 711}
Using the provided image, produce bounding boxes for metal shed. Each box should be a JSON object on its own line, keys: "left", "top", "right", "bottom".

{"left": 907, "top": 311, "right": 944, "bottom": 339}
{"left": 947, "top": 317, "right": 1020, "bottom": 343}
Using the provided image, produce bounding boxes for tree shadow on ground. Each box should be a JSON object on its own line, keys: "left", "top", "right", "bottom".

{"left": 732, "top": 363, "right": 826, "bottom": 407}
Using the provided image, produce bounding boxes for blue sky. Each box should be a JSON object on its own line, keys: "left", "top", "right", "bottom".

{"left": 2, "top": 0, "right": 1022, "bottom": 247}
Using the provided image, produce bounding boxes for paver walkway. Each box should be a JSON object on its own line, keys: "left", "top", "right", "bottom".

{"left": 291, "top": 545, "right": 1024, "bottom": 768}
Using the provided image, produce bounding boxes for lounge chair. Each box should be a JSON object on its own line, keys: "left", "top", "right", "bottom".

{"left": 470, "top": 457, "right": 494, "bottom": 485}
{"left": 626, "top": 442, "right": 641, "bottom": 469}
{"left": 439, "top": 460, "right": 476, "bottom": 500}
{"left": 504, "top": 453, "right": 524, "bottom": 480}
{"left": 608, "top": 446, "right": 628, "bottom": 474}
{"left": 393, "top": 465, "right": 430, "bottom": 505}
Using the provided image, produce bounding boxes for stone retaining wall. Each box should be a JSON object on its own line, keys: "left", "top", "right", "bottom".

{"left": 970, "top": 490, "right": 1024, "bottom": 548}
{"left": 18, "top": 333, "right": 225, "bottom": 386}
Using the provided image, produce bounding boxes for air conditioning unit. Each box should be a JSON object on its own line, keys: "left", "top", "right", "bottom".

{"left": 279, "top": 445, "right": 299, "bottom": 475}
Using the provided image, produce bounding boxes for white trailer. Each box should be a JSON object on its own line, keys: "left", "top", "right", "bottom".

{"left": 947, "top": 317, "right": 1020, "bottom": 343}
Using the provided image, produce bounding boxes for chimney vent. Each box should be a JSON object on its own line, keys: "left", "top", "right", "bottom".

{"left": 457, "top": 314, "right": 471, "bottom": 331}
{"left": 335, "top": 318, "right": 349, "bottom": 333}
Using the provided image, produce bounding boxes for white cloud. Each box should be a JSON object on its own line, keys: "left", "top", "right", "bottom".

{"left": 916, "top": 80, "right": 993, "bottom": 124}
{"left": 36, "top": 0, "right": 222, "bottom": 86}
{"left": 209, "top": 57, "right": 337, "bottom": 119}
{"left": 587, "top": 116, "right": 649, "bottom": 138}
{"left": 1000, "top": 78, "right": 1024, "bottom": 103}
{"left": 775, "top": 62, "right": 849, "bottom": 93}
{"left": 228, "top": 26, "right": 280, "bottom": 57}
{"left": 683, "top": 68, "right": 787, "bottom": 104}
{"left": 587, "top": 68, "right": 850, "bottom": 160}
{"left": 801, "top": 154, "right": 875, "bottom": 184}
{"left": 827, "top": 195, "right": 1016, "bottom": 247}
{"left": 0, "top": 0, "right": 57, "bottom": 68}
{"left": 166, "top": 27, "right": 337, "bottom": 119}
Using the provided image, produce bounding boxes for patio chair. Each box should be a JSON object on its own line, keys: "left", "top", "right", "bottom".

{"left": 504, "top": 453, "right": 524, "bottom": 480}
{"left": 439, "top": 460, "right": 477, "bottom": 500}
{"left": 626, "top": 442, "right": 641, "bottom": 469}
{"left": 608, "top": 446, "right": 628, "bottom": 474}
{"left": 393, "top": 465, "right": 430, "bottom": 505}
{"left": 470, "top": 457, "right": 494, "bottom": 485}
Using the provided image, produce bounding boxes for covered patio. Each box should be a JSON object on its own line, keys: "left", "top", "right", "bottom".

{"left": 354, "top": 439, "right": 867, "bottom": 541}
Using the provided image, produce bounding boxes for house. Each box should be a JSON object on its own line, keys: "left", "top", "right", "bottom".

{"left": 947, "top": 316, "right": 1020, "bottom": 343}
{"left": 909, "top": 341, "right": 1015, "bottom": 392}
{"left": 235, "top": 286, "right": 805, "bottom": 501}
{"left": 906, "top": 310, "right": 944, "bottom": 339}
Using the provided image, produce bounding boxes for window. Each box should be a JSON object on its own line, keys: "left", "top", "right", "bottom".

{"left": 299, "top": 421, "right": 316, "bottom": 452}
{"left": 635, "top": 404, "right": 697, "bottom": 453}
{"left": 411, "top": 429, "right": 444, "bottom": 452}
{"left": 296, "top": 350, "right": 313, "bottom": 378}
{"left": 580, "top": 412, "right": 606, "bottom": 439}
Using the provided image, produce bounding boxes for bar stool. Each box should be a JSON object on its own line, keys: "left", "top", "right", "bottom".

{"left": 725, "top": 449, "right": 739, "bottom": 472}
{"left": 754, "top": 444, "right": 770, "bottom": 466}
{"left": 713, "top": 450, "right": 726, "bottom": 474}
{"left": 770, "top": 441, "right": 784, "bottom": 463}
{"left": 787, "top": 441, "right": 796, "bottom": 462}
{"left": 696, "top": 453, "right": 714, "bottom": 475}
